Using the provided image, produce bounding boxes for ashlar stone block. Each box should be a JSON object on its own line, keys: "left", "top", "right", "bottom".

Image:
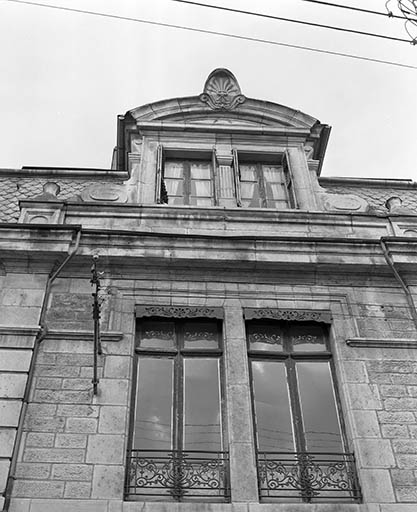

{"left": 356, "top": 439, "right": 395, "bottom": 468}
{"left": 51, "top": 463, "right": 93, "bottom": 481}
{"left": 86, "top": 434, "right": 124, "bottom": 464}
{"left": 360, "top": 469, "right": 395, "bottom": 503}
{"left": 91, "top": 465, "right": 124, "bottom": 499}
{"left": 0, "top": 374, "right": 27, "bottom": 398}
{"left": 0, "top": 429, "right": 16, "bottom": 457}
{"left": 98, "top": 406, "right": 127, "bottom": 434}
{"left": 352, "top": 410, "right": 380, "bottom": 438}
{"left": 104, "top": 356, "right": 131, "bottom": 379}
{"left": 0, "top": 349, "right": 32, "bottom": 371}
{"left": 0, "top": 400, "right": 22, "bottom": 426}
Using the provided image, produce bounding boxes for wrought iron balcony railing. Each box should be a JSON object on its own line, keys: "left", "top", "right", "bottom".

{"left": 258, "top": 451, "right": 362, "bottom": 502}
{"left": 125, "top": 450, "right": 230, "bottom": 501}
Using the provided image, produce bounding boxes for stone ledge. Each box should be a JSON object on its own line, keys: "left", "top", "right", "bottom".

{"left": 346, "top": 338, "right": 417, "bottom": 348}
{"left": 45, "top": 331, "right": 123, "bottom": 343}
{"left": 0, "top": 326, "right": 40, "bottom": 336}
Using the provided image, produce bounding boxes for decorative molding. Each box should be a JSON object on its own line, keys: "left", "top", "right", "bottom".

{"left": 244, "top": 308, "right": 332, "bottom": 323}
{"left": 45, "top": 330, "right": 123, "bottom": 342}
{"left": 0, "top": 326, "right": 40, "bottom": 336}
{"left": 346, "top": 337, "right": 417, "bottom": 348}
{"left": 199, "top": 69, "right": 246, "bottom": 111}
{"left": 321, "top": 193, "right": 369, "bottom": 212}
{"left": 80, "top": 184, "right": 128, "bottom": 203}
{"left": 136, "top": 305, "right": 224, "bottom": 319}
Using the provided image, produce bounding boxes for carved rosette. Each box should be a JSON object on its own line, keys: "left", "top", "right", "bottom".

{"left": 199, "top": 68, "right": 246, "bottom": 110}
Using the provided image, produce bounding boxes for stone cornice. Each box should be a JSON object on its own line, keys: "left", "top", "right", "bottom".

{"left": 137, "top": 121, "right": 311, "bottom": 138}
{"left": 320, "top": 176, "right": 416, "bottom": 189}
{"left": 0, "top": 167, "right": 129, "bottom": 179}
{"left": 1, "top": 225, "right": 417, "bottom": 274}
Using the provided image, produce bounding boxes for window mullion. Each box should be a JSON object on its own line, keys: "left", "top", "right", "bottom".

{"left": 232, "top": 149, "right": 242, "bottom": 207}
{"left": 183, "top": 161, "right": 191, "bottom": 206}
{"left": 173, "top": 325, "right": 183, "bottom": 452}
{"left": 155, "top": 144, "right": 164, "bottom": 203}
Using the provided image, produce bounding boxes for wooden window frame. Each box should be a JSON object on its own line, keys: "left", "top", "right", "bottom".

{"left": 156, "top": 145, "right": 297, "bottom": 210}
{"left": 128, "top": 317, "right": 227, "bottom": 454}
{"left": 247, "top": 320, "right": 348, "bottom": 455}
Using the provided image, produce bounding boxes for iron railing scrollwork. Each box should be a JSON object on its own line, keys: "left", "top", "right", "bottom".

{"left": 258, "top": 452, "right": 361, "bottom": 502}
{"left": 125, "top": 450, "right": 230, "bottom": 501}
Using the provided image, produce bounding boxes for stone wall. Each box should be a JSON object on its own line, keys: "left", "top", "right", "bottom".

{"left": 6, "top": 272, "right": 417, "bottom": 512}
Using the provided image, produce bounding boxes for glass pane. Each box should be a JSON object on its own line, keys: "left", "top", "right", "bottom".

{"left": 240, "top": 165, "right": 257, "bottom": 181}
{"left": 267, "top": 183, "right": 287, "bottom": 201}
{"left": 297, "top": 362, "right": 343, "bottom": 452}
{"left": 184, "top": 358, "right": 222, "bottom": 451}
{"left": 241, "top": 183, "right": 261, "bottom": 207}
{"left": 190, "top": 197, "right": 213, "bottom": 206}
{"left": 263, "top": 165, "right": 284, "bottom": 183}
{"left": 164, "top": 178, "right": 183, "bottom": 197}
{"left": 134, "top": 358, "right": 173, "bottom": 450}
{"left": 290, "top": 324, "right": 327, "bottom": 352}
{"left": 190, "top": 162, "right": 211, "bottom": 179}
{"left": 247, "top": 323, "right": 283, "bottom": 352}
{"left": 183, "top": 321, "right": 219, "bottom": 349}
{"left": 140, "top": 321, "right": 175, "bottom": 349}
{"left": 164, "top": 161, "right": 184, "bottom": 178}
{"left": 268, "top": 200, "right": 290, "bottom": 209}
{"left": 252, "top": 361, "right": 294, "bottom": 451}
{"left": 191, "top": 180, "right": 212, "bottom": 197}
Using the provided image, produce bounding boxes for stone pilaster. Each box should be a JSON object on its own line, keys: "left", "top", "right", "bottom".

{"left": 223, "top": 301, "right": 258, "bottom": 502}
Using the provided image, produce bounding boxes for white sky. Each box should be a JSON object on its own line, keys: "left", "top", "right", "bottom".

{"left": 0, "top": 0, "right": 415, "bottom": 179}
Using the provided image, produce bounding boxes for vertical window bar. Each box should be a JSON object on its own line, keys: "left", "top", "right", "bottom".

{"left": 232, "top": 149, "right": 242, "bottom": 207}
{"left": 284, "top": 151, "right": 298, "bottom": 209}
{"left": 212, "top": 148, "right": 219, "bottom": 206}
{"left": 156, "top": 144, "right": 164, "bottom": 203}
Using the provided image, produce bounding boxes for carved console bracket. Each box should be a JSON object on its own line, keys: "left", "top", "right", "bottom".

{"left": 244, "top": 308, "right": 332, "bottom": 323}
{"left": 136, "top": 305, "right": 224, "bottom": 319}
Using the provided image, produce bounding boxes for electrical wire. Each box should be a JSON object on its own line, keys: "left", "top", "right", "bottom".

{"left": 171, "top": 0, "right": 413, "bottom": 43}
{"left": 299, "top": 0, "right": 410, "bottom": 20}
{"left": 4, "top": 0, "right": 417, "bottom": 70}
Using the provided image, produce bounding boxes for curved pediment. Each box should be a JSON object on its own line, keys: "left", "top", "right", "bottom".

{"left": 127, "top": 68, "right": 320, "bottom": 130}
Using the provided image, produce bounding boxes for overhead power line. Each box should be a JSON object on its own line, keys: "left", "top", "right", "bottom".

{"left": 4, "top": 0, "right": 417, "bottom": 70}
{"left": 171, "top": 0, "right": 413, "bottom": 43}
{"left": 299, "top": 0, "right": 410, "bottom": 20}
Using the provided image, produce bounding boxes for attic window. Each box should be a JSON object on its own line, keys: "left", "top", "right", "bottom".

{"left": 156, "top": 146, "right": 297, "bottom": 210}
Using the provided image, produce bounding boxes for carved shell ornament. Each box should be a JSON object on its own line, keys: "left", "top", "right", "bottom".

{"left": 199, "top": 68, "right": 246, "bottom": 110}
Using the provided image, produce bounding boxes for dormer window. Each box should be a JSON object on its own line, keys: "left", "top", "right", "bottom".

{"left": 164, "top": 158, "right": 214, "bottom": 206}
{"left": 238, "top": 156, "right": 296, "bottom": 209}
{"left": 156, "top": 147, "right": 297, "bottom": 210}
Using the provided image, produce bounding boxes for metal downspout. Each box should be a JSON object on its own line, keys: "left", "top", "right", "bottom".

{"left": 380, "top": 237, "right": 417, "bottom": 329}
{"left": 3, "top": 227, "right": 82, "bottom": 511}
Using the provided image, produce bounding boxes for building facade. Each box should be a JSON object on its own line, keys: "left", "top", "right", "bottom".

{"left": 1, "top": 69, "right": 417, "bottom": 512}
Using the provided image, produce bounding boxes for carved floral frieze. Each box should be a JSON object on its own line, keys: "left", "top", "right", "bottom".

{"left": 136, "top": 305, "right": 224, "bottom": 319}
{"left": 244, "top": 308, "right": 332, "bottom": 323}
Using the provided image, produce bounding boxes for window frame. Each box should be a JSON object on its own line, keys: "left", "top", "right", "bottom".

{"left": 247, "top": 320, "right": 349, "bottom": 457}
{"left": 127, "top": 316, "right": 227, "bottom": 456}
{"left": 156, "top": 145, "right": 297, "bottom": 209}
